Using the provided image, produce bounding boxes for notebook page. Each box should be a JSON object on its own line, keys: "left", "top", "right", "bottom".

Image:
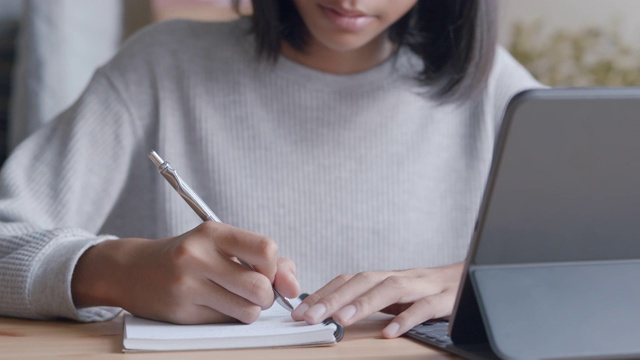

{"left": 123, "top": 301, "right": 339, "bottom": 350}
{"left": 125, "top": 305, "right": 333, "bottom": 339}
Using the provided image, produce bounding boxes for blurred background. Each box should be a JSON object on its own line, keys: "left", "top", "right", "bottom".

{"left": 0, "top": 0, "right": 639, "bottom": 164}
{"left": 500, "top": 0, "right": 640, "bottom": 87}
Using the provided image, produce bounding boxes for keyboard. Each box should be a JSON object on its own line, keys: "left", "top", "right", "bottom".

{"left": 405, "top": 320, "right": 453, "bottom": 346}
{"left": 405, "top": 320, "right": 500, "bottom": 360}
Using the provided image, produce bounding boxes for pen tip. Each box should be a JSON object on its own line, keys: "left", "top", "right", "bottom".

{"left": 148, "top": 150, "right": 164, "bottom": 167}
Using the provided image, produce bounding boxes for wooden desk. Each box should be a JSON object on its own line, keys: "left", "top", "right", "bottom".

{"left": 0, "top": 314, "right": 454, "bottom": 359}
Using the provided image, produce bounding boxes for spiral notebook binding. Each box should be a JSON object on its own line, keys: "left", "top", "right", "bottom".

{"left": 323, "top": 318, "right": 345, "bottom": 342}
{"left": 299, "top": 294, "right": 344, "bottom": 342}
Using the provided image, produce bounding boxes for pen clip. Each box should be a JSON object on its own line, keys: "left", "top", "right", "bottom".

{"left": 148, "top": 151, "right": 220, "bottom": 222}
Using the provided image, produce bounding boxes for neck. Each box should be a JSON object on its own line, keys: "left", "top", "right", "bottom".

{"left": 280, "top": 36, "right": 395, "bottom": 74}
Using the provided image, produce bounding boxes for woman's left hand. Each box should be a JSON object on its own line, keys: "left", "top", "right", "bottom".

{"left": 291, "top": 262, "right": 464, "bottom": 338}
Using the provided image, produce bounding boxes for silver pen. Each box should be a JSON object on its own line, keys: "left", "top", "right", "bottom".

{"left": 148, "top": 150, "right": 294, "bottom": 312}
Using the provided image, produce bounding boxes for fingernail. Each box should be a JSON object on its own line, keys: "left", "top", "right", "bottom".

{"left": 305, "top": 303, "right": 327, "bottom": 323}
{"left": 382, "top": 322, "right": 400, "bottom": 338}
{"left": 334, "top": 305, "right": 357, "bottom": 324}
{"left": 293, "top": 302, "right": 309, "bottom": 318}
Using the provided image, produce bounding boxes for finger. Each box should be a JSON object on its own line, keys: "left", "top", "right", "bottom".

{"left": 299, "top": 272, "right": 389, "bottom": 324}
{"left": 291, "top": 273, "right": 354, "bottom": 320}
{"left": 274, "top": 257, "right": 300, "bottom": 299}
{"left": 138, "top": 303, "right": 238, "bottom": 325}
{"left": 205, "top": 256, "right": 275, "bottom": 309}
{"left": 195, "top": 275, "right": 267, "bottom": 324}
{"left": 200, "top": 222, "right": 279, "bottom": 281}
{"left": 381, "top": 291, "right": 455, "bottom": 338}
{"left": 332, "top": 275, "right": 428, "bottom": 327}
{"left": 135, "top": 273, "right": 263, "bottom": 325}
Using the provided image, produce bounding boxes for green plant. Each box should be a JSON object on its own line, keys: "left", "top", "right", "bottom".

{"left": 508, "top": 20, "right": 640, "bottom": 86}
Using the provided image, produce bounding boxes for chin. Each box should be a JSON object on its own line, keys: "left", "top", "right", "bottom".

{"left": 317, "top": 34, "right": 378, "bottom": 53}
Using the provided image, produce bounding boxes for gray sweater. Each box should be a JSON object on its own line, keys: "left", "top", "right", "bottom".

{"left": 0, "top": 19, "right": 540, "bottom": 322}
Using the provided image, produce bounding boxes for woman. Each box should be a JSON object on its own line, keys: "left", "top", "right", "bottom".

{"left": 0, "top": 0, "right": 540, "bottom": 339}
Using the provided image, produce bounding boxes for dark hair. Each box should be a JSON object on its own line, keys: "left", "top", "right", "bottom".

{"left": 238, "top": 0, "right": 497, "bottom": 102}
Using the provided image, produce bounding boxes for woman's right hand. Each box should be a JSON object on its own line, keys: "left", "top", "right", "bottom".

{"left": 71, "top": 221, "right": 299, "bottom": 324}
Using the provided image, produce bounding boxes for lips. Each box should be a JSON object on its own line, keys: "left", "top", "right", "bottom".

{"left": 320, "top": 5, "right": 375, "bottom": 31}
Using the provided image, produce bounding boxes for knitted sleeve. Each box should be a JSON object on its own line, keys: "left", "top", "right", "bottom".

{"left": 0, "top": 68, "right": 140, "bottom": 322}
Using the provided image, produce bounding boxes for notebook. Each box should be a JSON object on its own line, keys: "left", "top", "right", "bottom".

{"left": 405, "top": 87, "right": 640, "bottom": 359}
{"left": 123, "top": 300, "right": 344, "bottom": 352}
